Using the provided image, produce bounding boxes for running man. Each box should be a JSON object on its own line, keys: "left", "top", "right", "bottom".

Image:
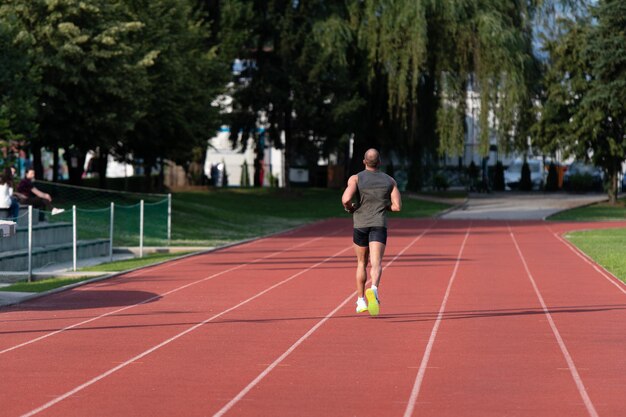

{"left": 342, "top": 148, "right": 401, "bottom": 316}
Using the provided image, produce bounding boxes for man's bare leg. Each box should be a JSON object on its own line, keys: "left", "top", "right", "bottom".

{"left": 368, "top": 241, "right": 386, "bottom": 289}
{"left": 355, "top": 245, "right": 369, "bottom": 298}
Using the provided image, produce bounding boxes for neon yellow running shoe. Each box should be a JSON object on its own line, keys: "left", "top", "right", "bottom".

{"left": 365, "top": 288, "right": 379, "bottom": 316}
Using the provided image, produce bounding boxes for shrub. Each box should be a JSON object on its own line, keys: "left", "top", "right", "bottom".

{"left": 568, "top": 173, "right": 595, "bottom": 192}
{"left": 433, "top": 173, "right": 449, "bottom": 191}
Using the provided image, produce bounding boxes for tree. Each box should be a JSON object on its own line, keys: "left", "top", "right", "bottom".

{"left": 545, "top": 162, "right": 559, "bottom": 191}
{"left": 3, "top": 0, "right": 151, "bottom": 184}
{"left": 577, "top": 0, "right": 626, "bottom": 203}
{"left": 535, "top": 0, "right": 626, "bottom": 204}
{"left": 0, "top": 7, "right": 39, "bottom": 164}
{"left": 121, "top": 0, "right": 227, "bottom": 189}
{"left": 520, "top": 161, "right": 532, "bottom": 191}
{"left": 493, "top": 161, "right": 505, "bottom": 191}
{"left": 220, "top": 1, "right": 366, "bottom": 189}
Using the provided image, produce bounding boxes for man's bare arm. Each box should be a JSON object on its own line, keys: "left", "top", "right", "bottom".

{"left": 388, "top": 181, "right": 401, "bottom": 212}
{"left": 31, "top": 186, "right": 52, "bottom": 202}
{"left": 341, "top": 175, "right": 359, "bottom": 213}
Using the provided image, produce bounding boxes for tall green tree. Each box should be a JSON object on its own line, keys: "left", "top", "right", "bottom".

{"left": 120, "top": 0, "right": 227, "bottom": 188}
{"left": 535, "top": 0, "right": 626, "bottom": 203}
{"left": 0, "top": 8, "right": 38, "bottom": 158}
{"left": 580, "top": 0, "right": 626, "bottom": 202}
{"left": 275, "top": 1, "right": 541, "bottom": 189}
{"left": 220, "top": 1, "right": 363, "bottom": 188}
{"left": 3, "top": 0, "right": 151, "bottom": 183}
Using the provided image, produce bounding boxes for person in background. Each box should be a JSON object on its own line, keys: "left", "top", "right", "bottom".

{"left": 16, "top": 168, "right": 64, "bottom": 216}
{"left": 0, "top": 168, "right": 20, "bottom": 220}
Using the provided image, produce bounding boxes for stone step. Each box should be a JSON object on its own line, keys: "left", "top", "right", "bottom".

{"left": 0, "top": 239, "right": 110, "bottom": 272}
{"left": 0, "top": 206, "right": 41, "bottom": 226}
{"left": 0, "top": 222, "right": 75, "bottom": 252}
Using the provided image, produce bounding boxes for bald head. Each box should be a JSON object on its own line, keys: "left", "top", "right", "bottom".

{"left": 363, "top": 148, "right": 381, "bottom": 169}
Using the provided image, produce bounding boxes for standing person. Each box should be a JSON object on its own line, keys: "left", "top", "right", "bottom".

{"left": 15, "top": 168, "right": 64, "bottom": 217}
{"left": 341, "top": 149, "right": 402, "bottom": 316}
{"left": 0, "top": 168, "right": 20, "bottom": 220}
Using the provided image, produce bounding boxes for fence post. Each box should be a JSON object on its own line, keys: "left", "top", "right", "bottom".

{"left": 139, "top": 200, "right": 144, "bottom": 258}
{"left": 28, "top": 206, "right": 32, "bottom": 282}
{"left": 167, "top": 193, "right": 172, "bottom": 246}
{"left": 109, "top": 202, "right": 114, "bottom": 262}
{"left": 72, "top": 205, "right": 77, "bottom": 272}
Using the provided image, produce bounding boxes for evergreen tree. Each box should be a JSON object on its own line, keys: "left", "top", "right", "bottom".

{"left": 493, "top": 161, "right": 505, "bottom": 191}
{"left": 545, "top": 162, "right": 559, "bottom": 191}
{"left": 520, "top": 161, "right": 532, "bottom": 191}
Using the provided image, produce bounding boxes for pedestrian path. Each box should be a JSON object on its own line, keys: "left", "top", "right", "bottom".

{"left": 441, "top": 192, "right": 608, "bottom": 220}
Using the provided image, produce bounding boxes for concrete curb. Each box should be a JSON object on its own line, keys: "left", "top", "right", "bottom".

{"left": 0, "top": 220, "right": 322, "bottom": 309}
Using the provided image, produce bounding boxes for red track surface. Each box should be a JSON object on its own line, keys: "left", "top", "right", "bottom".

{"left": 1, "top": 218, "right": 625, "bottom": 417}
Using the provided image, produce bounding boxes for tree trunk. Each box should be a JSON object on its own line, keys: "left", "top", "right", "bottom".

{"left": 283, "top": 108, "right": 292, "bottom": 191}
{"left": 97, "top": 149, "right": 108, "bottom": 189}
{"left": 32, "top": 145, "right": 44, "bottom": 181}
{"left": 64, "top": 149, "right": 85, "bottom": 185}
{"left": 143, "top": 159, "right": 154, "bottom": 192}
{"left": 607, "top": 167, "right": 618, "bottom": 205}
{"left": 52, "top": 147, "right": 60, "bottom": 182}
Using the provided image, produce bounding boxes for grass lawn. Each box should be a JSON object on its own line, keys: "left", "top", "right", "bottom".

{"left": 564, "top": 228, "right": 626, "bottom": 283}
{"left": 551, "top": 196, "right": 626, "bottom": 283}
{"left": 170, "top": 188, "right": 450, "bottom": 246}
{"left": 548, "top": 198, "right": 626, "bottom": 221}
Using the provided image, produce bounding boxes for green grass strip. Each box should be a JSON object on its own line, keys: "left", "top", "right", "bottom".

{"left": 548, "top": 197, "right": 626, "bottom": 221}
{"left": 0, "top": 277, "right": 98, "bottom": 293}
{"left": 565, "top": 228, "right": 626, "bottom": 283}
{"left": 0, "top": 252, "right": 191, "bottom": 293}
{"left": 80, "top": 252, "right": 190, "bottom": 272}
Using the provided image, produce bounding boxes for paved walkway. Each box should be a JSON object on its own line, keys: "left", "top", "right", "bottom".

{"left": 440, "top": 192, "right": 609, "bottom": 220}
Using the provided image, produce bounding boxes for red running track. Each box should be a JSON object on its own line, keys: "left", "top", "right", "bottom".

{"left": 1, "top": 218, "right": 625, "bottom": 417}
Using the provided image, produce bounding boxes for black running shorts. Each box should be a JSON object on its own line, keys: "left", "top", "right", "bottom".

{"left": 353, "top": 227, "right": 387, "bottom": 247}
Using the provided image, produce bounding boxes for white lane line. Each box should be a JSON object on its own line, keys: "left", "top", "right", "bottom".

{"left": 403, "top": 225, "right": 471, "bottom": 417}
{"left": 213, "top": 222, "right": 435, "bottom": 417}
{"left": 19, "top": 241, "right": 355, "bottom": 417}
{"left": 548, "top": 226, "right": 626, "bottom": 295}
{"left": 509, "top": 226, "right": 599, "bottom": 417}
{"left": 1, "top": 231, "right": 342, "bottom": 356}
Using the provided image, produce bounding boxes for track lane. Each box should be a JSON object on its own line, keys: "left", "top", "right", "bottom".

{"left": 411, "top": 221, "right": 596, "bottom": 417}
{"left": 512, "top": 222, "right": 626, "bottom": 417}
{"left": 1, "top": 221, "right": 352, "bottom": 416}
{"left": 0, "top": 221, "right": 343, "bottom": 353}
{"left": 209, "top": 219, "right": 469, "bottom": 417}
{"left": 2, "top": 219, "right": 625, "bottom": 417}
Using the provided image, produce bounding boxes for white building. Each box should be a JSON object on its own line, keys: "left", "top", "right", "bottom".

{"left": 204, "top": 127, "right": 285, "bottom": 187}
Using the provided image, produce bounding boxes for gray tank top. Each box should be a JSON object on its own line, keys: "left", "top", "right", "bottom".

{"left": 353, "top": 170, "right": 395, "bottom": 228}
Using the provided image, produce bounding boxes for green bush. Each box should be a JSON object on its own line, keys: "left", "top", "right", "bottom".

{"left": 568, "top": 173, "right": 595, "bottom": 192}
{"left": 433, "top": 173, "right": 449, "bottom": 191}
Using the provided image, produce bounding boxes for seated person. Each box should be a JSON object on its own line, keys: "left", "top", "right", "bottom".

{"left": 0, "top": 169, "right": 19, "bottom": 220}
{"left": 16, "top": 168, "right": 64, "bottom": 216}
